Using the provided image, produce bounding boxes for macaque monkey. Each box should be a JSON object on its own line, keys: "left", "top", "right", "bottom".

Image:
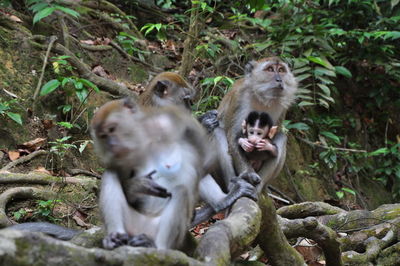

{"left": 139, "top": 72, "right": 195, "bottom": 110}
{"left": 91, "top": 99, "right": 212, "bottom": 250}
{"left": 239, "top": 111, "right": 278, "bottom": 171}
{"left": 193, "top": 57, "right": 297, "bottom": 225}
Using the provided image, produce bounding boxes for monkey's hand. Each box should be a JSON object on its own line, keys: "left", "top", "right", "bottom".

{"left": 238, "top": 138, "right": 255, "bottom": 152}
{"left": 142, "top": 177, "right": 172, "bottom": 198}
{"left": 256, "top": 140, "right": 278, "bottom": 157}
{"left": 238, "top": 171, "right": 261, "bottom": 187}
{"left": 103, "top": 232, "right": 130, "bottom": 249}
{"left": 128, "top": 234, "right": 156, "bottom": 248}
{"left": 198, "top": 110, "right": 219, "bottom": 133}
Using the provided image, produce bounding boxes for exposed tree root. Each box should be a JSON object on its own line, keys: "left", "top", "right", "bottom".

{"left": 277, "top": 201, "right": 346, "bottom": 219}
{"left": 257, "top": 195, "right": 306, "bottom": 266}
{"left": 0, "top": 150, "right": 49, "bottom": 172}
{"left": 0, "top": 229, "right": 204, "bottom": 266}
{"left": 0, "top": 187, "right": 57, "bottom": 227}
{"left": 195, "top": 197, "right": 261, "bottom": 264}
{"left": 0, "top": 172, "right": 98, "bottom": 187}
{"left": 280, "top": 216, "right": 342, "bottom": 266}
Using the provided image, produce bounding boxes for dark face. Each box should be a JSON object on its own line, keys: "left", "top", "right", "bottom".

{"left": 246, "top": 124, "right": 269, "bottom": 144}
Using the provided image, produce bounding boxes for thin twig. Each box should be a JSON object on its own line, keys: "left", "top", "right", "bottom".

{"left": 33, "top": 36, "right": 58, "bottom": 101}
{"left": 297, "top": 136, "right": 367, "bottom": 153}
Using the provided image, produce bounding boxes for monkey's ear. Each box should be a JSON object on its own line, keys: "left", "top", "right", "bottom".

{"left": 268, "top": 126, "right": 278, "bottom": 139}
{"left": 122, "top": 97, "right": 138, "bottom": 113}
{"left": 241, "top": 120, "right": 247, "bottom": 134}
{"left": 245, "top": 60, "right": 256, "bottom": 76}
{"left": 154, "top": 80, "right": 170, "bottom": 97}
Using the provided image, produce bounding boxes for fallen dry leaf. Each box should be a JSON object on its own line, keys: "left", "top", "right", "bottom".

{"left": 73, "top": 210, "right": 90, "bottom": 228}
{"left": 17, "top": 138, "right": 46, "bottom": 152}
{"left": 34, "top": 167, "right": 52, "bottom": 175}
{"left": 8, "top": 151, "right": 20, "bottom": 161}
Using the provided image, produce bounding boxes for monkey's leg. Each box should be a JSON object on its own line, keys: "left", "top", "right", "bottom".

{"left": 257, "top": 132, "right": 287, "bottom": 192}
{"left": 195, "top": 175, "right": 257, "bottom": 226}
{"left": 100, "top": 170, "right": 131, "bottom": 249}
{"left": 155, "top": 185, "right": 190, "bottom": 249}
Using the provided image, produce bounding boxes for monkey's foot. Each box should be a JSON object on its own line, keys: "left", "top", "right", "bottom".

{"left": 227, "top": 178, "right": 258, "bottom": 204}
{"left": 238, "top": 171, "right": 261, "bottom": 186}
{"left": 198, "top": 110, "right": 219, "bottom": 133}
{"left": 128, "top": 234, "right": 155, "bottom": 248}
{"left": 103, "top": 232, "right": 130, "bottom": 250}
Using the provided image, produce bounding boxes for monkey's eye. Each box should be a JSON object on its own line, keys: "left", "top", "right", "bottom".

{"left": 249, "top": 131, "right": 254, "bottom": 134}
{"left": 266, "top": 66, "right": 274, "bottom": 72}
{"left": 278, "top": 67, "right": 285, "bottom": 73}
{"left": 107, "top": 126, "right": 116, "bottom": 134}
{"left": 257, "top": 132, "right": 262, "bottom": 136}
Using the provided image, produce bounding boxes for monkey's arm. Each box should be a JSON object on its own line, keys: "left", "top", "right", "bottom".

{"left": 9, "top": 222, "right": 81, "bottom": 240}
{"left": 100, "top": 170, "right": 131, "bottom": 249}
{"left": 194, "top": 175, "right": 257, "bottom": 226}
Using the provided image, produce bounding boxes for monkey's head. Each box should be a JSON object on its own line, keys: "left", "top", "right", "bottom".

{"left": 150, "top": 72, "right": 195, "bottom": 110}
{"left": 244, "top": 111, "right": 274, "bottom": 144}
{"left": 244, "top": 57, "right": 298, "bottom": 108}
{"left": 91, "top": 98, "right": 147, "bottom": 168}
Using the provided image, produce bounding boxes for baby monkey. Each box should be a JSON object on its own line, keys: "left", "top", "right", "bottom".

{"left": 238, "top": 111, "right": 278, "bottom": 171}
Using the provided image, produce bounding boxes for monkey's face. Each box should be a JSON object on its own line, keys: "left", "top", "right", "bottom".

{"left": 153, "top": 80, "right": 194, "bottom": 110}
{"left": 245, "top": 58, "right": 298, "bottom": 107}
{"left": 247, "top": 125, "right": 268, "bottom": 144}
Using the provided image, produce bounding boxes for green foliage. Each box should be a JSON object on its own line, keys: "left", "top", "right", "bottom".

{"left": 40, "top": 55, "right": 99, "bottom": 123}
{"left": 140, "top": 23, "right": 173, "bottom": 40}
{"left": 13, "top": 209, "right": 27, "bottom": 221}
{"left": 116, "top": 32, "right": 148, "bottom": 60}
{"left": 26, "top": 0, "right": 79, "bottom": 24}
{"left": 49, "top": 136, "right": 77, "bottom": 160}
{"left": 282, "top": 120, "right": 310, "bottom": 134}
{"left": 0, "top": 98, "right": 22, "bottom": 125}
{"left": 34, "top": 199, "right": 61, "bottom": 222}
{"left": 196, "top": 43, "right": 222, "bottom": 59}
{"left": 195, "top": 76, "right": 234, "bottom": 114}
{"left": 336, "top": 187, "right": 356, "bottom": 199}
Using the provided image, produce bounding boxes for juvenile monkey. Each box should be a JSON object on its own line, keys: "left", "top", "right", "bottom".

{"left": 91, "top": 99, "right": 212, "bottom": 250}
{"left": 239, "top": 111, "right": 278, "bottom": 154}
{"left": 193, "top": 57, "right": 297, "bottom": 225}
{"left": 139, "top": 72, "right": 195, "bottom": 110}
{"left": 239, "top": 111, "right": 278, "bottom": 171}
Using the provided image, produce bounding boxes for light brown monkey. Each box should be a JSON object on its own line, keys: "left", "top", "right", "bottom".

{"left": 91, "top": 99, "right": 212, "bottom": 250}
{"left": 193, "top": 57, "right": 297, "bottom": 225}
{"left": 219, "top": 57, "right": 297, "bottom": 190}
{"left": 139, "top": 72, "right": 195, "bottom": 110}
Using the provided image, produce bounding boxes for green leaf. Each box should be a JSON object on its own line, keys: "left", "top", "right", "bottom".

{"left": 307, "top": 56, "right": 329, "bottom": 68}
{"left": 369, "top": 147, "right": 389, "bottom": 156}
{"left": 40, "top": 79, "right": 60, "bottom": 96}
{"left": 75, "top": 89, "right": 88, "bottom": 103}
{"left": 6, "top": 112, "right": 22, "bottom": 125}
{"left": 298, "top": 101, "right": 315, "bottom": 107}
{"left": 296, "top": 73, "right": 312, "bottom": 83}
{"left": 317, "top": 83, "right": 331, "bottom": 96}
{"left": 342, "top": 187, "right": 356, "bottom": 195}
{"left": 335, "top": 66, "right": 352, "bottom": 78}
{"left": 29, "top": 2, "right": 49, "bottom": 13}
{"left": 336, "top": 191, "right": 344, "bottom": 199}
{"left": 320, "top": 131, "right": 341, "bottom": 144}
{"left": 55, "top": 6, "right": 80, "bottom": 18}
{"left": 392, "top": 0, "right": 400, "bottom": 8}
{"left": 286, "top": 122, "right": 310, "bottom": 131}
{"left": 78, "top": 79, "right": 99, "bottom": 92}
{"left": 314, "top": 67, "right": 336, "bottom": 77}
{"left": 33, "top": 7, "right": 56, "bottom": 24}
{"left": 79, "top": 140, "right": 91, "bottom": 154}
